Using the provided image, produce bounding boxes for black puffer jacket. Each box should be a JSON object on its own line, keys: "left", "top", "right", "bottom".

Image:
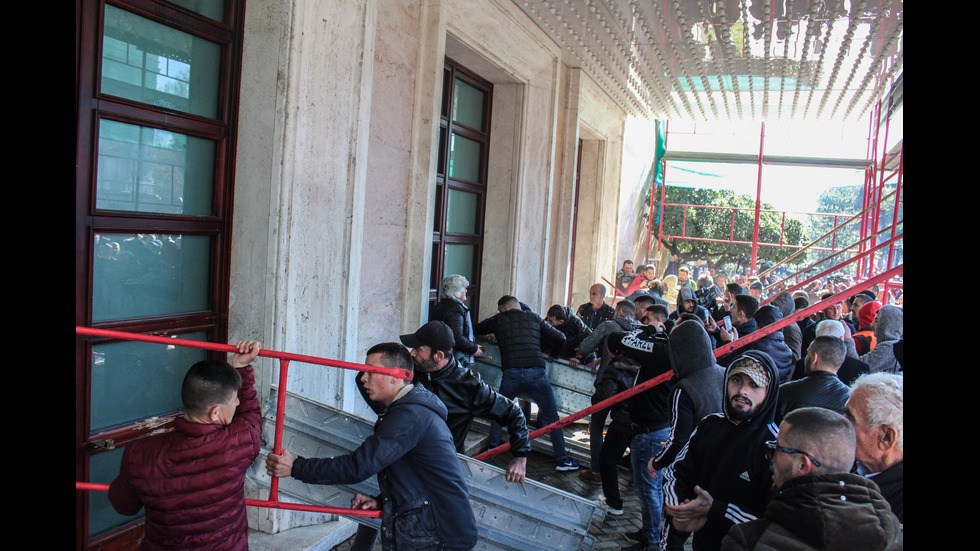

{"left": 430, "top": 298, "right": 480, "bottom": 360}
{"left": 474, "top": 308, "right": 565, "bottom": 369}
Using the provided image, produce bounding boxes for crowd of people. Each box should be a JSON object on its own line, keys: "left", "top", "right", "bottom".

{"left": 105, "top": 259, "right": 903, "bottom": 551}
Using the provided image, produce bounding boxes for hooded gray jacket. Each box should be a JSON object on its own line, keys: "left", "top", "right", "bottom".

{"left": 652, "top": 320, "right": 726, "bottom": 470}
{"left": 861, "top": 305, "right": 903, "bottom": 373}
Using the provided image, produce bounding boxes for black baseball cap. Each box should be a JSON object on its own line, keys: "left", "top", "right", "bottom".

{"left": 400, "top": 321, "right": 455, "bottom": 352}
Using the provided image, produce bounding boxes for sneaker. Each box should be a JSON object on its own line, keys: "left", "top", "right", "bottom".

{"left": 578, "top": 469, "right": 602, "bottom": 482}
{"left": 597, "top": 497, "right": 624, "bottom": 516}
{"left": 624, "top": 529, "right": 646, "bottom": 543}
{"left": 555, "top": 458, "right": 580, "bottom": 471}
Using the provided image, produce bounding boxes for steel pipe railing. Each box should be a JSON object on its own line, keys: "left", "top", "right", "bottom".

{"left": 74, "top": 326, "right": 415, "bottom": 519}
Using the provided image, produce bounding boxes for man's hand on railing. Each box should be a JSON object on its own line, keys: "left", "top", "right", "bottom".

{"left": 266, "top": 449, "right": 296, "bottom": 478}
{"left": 230, "top": 340, "right": 261, "bottom": 368}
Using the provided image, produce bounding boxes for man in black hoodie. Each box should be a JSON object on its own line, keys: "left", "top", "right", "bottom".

{"left": 662, "top": 350, "right": 780, "bottom": 551}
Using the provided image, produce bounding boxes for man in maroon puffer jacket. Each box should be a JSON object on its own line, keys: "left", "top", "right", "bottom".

{"left": 109, "top": 340, "right": 263, "bottom": 550}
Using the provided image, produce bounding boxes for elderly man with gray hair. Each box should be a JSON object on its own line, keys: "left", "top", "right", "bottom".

{"left": 429, "top": 274, "right": 483, "bottom": 365}
{"left": 845, "top": 372, "right": 903, "bottom": 522}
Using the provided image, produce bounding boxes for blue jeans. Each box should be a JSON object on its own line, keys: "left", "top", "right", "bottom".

{"left": 489, "top": 367, "right": 569, "bottom": 462}
{"left": 631, "top": 427, "right": 670, "bottom": 547}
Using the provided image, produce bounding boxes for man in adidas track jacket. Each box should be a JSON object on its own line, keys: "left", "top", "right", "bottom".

{"left": 661, "top": 350, "right": 780, "bottom": 551}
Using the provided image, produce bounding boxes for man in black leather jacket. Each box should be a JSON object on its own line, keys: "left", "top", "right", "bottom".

{"left": 397, "top": 320, "right": 531, "bottom": 482}
{"left": 775, "top": 335, "right": 851, "bottom": 424}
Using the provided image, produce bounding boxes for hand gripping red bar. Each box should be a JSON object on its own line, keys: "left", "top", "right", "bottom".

{"left": 75, "top": 327, "right": 407, "bottom": 518}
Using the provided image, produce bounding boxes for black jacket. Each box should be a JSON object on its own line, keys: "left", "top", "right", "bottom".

{"left": 621, "top": 325, "right": 675, "bottom": 432}
{"left": 474, "top": 308, "right": 564, "bottom": 370}
{"left": 430, "top": 298, "right": 480, "bottom": 360}
{"left": 550, "top": 306, "right": 592, "bottom": 359}
{"left": 576, "top": 301, "right": 616, "bottom": 331}
{"left": 774, "top": 371, "right": 851, "bottom": 424}
{"left": 664, "top": 350, "right": 780, "bottom": 551}
{"left": 292, "top": 385, "right": 478, "bottom": 551}
{"left": 358, "top": 357, "right": 531, "bottom": 457}
{"left": 594, "top": 353, "right": 641, "bottom": 432}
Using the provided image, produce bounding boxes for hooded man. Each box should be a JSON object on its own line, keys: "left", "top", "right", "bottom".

{"left": 852, "top": 300, "right": 883, "bottom": 356}
{"left": 859, "top": 305, "right": 903, "bottom": 374}
{"left": 770, "top": 291, "right": 802, "bottom": 363}
{"left": 662, "top": 350, "right": 780, "bottom": 551}
{"left": 667, "top": 287, "right": 714, "bottom": 337}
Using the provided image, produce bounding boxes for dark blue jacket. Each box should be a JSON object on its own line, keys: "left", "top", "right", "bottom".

{"left": 291, "top": 385, "right": 478, "bottom": 551}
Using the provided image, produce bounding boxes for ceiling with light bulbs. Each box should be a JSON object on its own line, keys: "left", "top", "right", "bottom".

{"left": 513, "top": 0, "right": 903, "bottom": 123}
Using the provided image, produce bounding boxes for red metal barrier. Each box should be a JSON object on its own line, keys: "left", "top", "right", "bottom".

{"left": 74, "top": 326, "right": 414, "bottom": 519}
{"left": 475, "top": 370, "right": 674, "bottom": 461}
{"left": 502, "top": 263, "right": 902, "bottom": 464}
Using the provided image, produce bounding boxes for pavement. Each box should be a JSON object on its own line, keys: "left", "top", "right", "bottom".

{"left": 327, "top": 421, "right": 692, "bottom": 551}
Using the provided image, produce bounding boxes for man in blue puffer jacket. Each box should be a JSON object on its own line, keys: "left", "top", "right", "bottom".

{"left": 266, "top": 343, "right": 478, "bottom": 551}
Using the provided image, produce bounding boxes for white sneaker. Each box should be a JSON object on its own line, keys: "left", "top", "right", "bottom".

{"left": 597, "top": 497, "right": 624, "bottom": 516}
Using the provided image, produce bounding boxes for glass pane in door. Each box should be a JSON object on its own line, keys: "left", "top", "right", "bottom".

{"left": 452, "top": 79, "right": 485, "bottom": 129}
{"left": 448, "top": 133, "right": 481, "bottom": 183}
{"left": 89, "top": 332, "right": 208, "bottom": 431}
{"left": 443, "top": 244, "right": 475, "bottom": 283}
{"left": 96, "top": 119, "right": 216, "bottom": 215}
{"left": 92, "top": 233, "right": 211, "bottom": 322}
{"left": 101, "top": 5, "right": 222, "bottom": 118}
{"left": 446, "top": 189, "right": 479, "bottom": 234}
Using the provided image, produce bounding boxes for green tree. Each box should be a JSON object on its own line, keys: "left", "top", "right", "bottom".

{"left": 644, "top": 186, "right": 807, "bottom": 275}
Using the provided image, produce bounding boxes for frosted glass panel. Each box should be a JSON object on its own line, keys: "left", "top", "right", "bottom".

{"left": 170, "top": 0, "right": 226, "bottom": 22}
{"left": 88, "top": 448, "right": 140, "bottom": 536}
{"left": 447, "top": 189, "right": 479, "bottom": 234}
{"left": 101, "top": 5, "right": 221, "bottom": 118}
{"left": 444, "top": 244, "right": 475, "bottom": 282}
{"left": 92, "top": 233, "right": 211, "bottom": 322}
{"left": 452, "top": 79, "right": 485, "bottom": 129}
{"left": 90, "top": 333, "right": 207, "bottom": 431}
{"left": 96, "top": 119, "right": 215, "bottom": 215}
{"left": 448, "top": 133, "right": 481, "bottom": 182}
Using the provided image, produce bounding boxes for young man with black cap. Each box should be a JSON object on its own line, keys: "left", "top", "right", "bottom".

{"left": 662, "top": 350, "right": 780, "bottom": 551}
{"left": 396, "top": 320, "right": 531, "bottom": 482}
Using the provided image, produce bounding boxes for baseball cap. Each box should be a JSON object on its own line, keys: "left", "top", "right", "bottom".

{"left": 728, "top": 356, "right": 770, "bottom": 388}
{"left": 400, "top": 321, "right": 455, "bottom": 352}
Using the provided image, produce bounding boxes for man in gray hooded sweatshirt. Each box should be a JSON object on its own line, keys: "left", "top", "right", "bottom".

{"left": 859, "top": 304, "right": 903, "bottom": 373}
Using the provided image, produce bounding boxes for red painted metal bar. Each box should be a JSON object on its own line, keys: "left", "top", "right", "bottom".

{"left": 886, "top": 145, "right": 903, "bottom": 269}
{"left": 75, "top": 327, "right": 413, "bottom": 381}
{"left": 268, "top": 358, "right": 290, "bottom": 503}
{"left": 474, "top": 370, "right": 674, "bottom": 461}
{"left": 760, "top": 233, "right": 902, "bottom": 305}
{"left": 715, "top": 264, "right": 902, "bottom": 359}
{"left": 74, "top": 326, "right": 407, "bottom": 518}
{"left": 74, "top": 482, "right": 382, "bottom": 518}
